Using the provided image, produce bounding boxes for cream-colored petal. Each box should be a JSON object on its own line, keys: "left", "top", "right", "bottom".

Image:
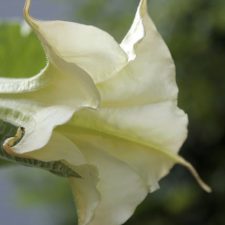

{"left": 69, "top": 166, "right": 100, "bottom": 225}
{"left": 68, "top": 103, "right": 186, "bottom": 192}
{"left": 24, "top": 0, "right": 128, "bottom": 83}
{"left": 69, "top": 105, "right": 211, "bottom": 193}
{"left": 120, "top": 0, "right": 148, "bottom": 60}
{"left": 72, "top": 102, "right": 187, "bottom": 154}
{"left": 26, "top": 131, "right": 100, "bottom": 225}
{"left": 25, "top": 131, "right": 86, "bottom": 165}
{"left": 62, "top": 128, "right": 148, "bottom": 225}
{"left": 0, "top": 63, "right": 99, "bottom": 154}
{"left": 0, "top": 65, "right": 49, "bottom": 94}
{"left": 63, "top": 126, "right": 172, "bottom": 193}
{"left": 98, "top": 0, "right": 177, "bottom": 107}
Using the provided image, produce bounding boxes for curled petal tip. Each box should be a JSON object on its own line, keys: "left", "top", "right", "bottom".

{"left": 186, "top": 162, "right": 212, "bottom": 193}
{"left": 139, "top": 0, "right": 148, "bottom": 16}
{"left": 23, "top": 0, "right": 37, "bottom": 29}
{"left": 24, "top": 0, "right": 31, "bottom": 20}
{"left": 178, "top": 157, "right": 212, "bottom": 193}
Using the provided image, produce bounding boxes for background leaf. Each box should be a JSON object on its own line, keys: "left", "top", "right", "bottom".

{"left": 0, "top": 23, "right": 45, "bottom": 78}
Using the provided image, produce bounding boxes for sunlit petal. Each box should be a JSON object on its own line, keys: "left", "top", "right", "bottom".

{"left": 69, "top": 166, "right": 100, "bottom": 225}
{"left": 26, "top": 131, "right": 101, "bottom": 225}
{"left": 98, "top": 0, "right": 177, "bottom": 107}
{"left": 0, "top": 1, "right": 211, "bottom": 225}
{"left": 62, "top": 127, "right": 147, "bottom": 225}
{"left": 24, "top": 0, "right": 128, "bottom": 83}
{"left": 0, "top": 63, "right": 99, "bottom": 154}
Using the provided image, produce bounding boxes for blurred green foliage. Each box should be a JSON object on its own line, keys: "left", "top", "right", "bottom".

{"left": 0, "top": 23, "right": 45, "bottom": 78}
{"left": 0, "top": 0, "right": 224, "bottom": 225}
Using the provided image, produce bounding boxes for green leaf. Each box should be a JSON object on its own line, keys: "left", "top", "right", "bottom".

{"left": 0, "top": 23, "right": 45, "bottom": 78}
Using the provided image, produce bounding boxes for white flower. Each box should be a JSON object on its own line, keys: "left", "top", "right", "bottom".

{"left": 0, "top": 0, "right": 211, "bottom": 225}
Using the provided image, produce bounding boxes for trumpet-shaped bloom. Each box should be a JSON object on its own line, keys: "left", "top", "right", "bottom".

{"left": 0, "top": 0, "right": 211, "bottom": 225}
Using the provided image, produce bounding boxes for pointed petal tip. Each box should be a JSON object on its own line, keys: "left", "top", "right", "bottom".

{"left": 139, "top": 0, "right": 148, "bottom": 16}
{"left": 23, "top": 0, "right": 31, "bottom": 19}
{"left": 24, "top": 0, "right": 35, "bottom": 27}
{"left": 178, "top": 157, "right": 212, "bottom": 193}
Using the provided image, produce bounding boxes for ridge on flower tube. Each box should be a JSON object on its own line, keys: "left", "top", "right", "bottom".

{"left": 0, "top": 0, "right": 211, "bottom": 225}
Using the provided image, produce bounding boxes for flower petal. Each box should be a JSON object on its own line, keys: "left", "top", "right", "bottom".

{"left": 69, "top": 166, "right": 100, "bottom": 225}
{"left": 72, "top": 102, "right": 187, "bottom": 154}
{"left": 67, "top": 127, "right": 172, "bottom": 193}
{"left": 68, "top": 103, "right": 186, "bottom": 192}
{"left": 98, "top": 0, "right": 177, "bottom": 107}
{"left": 0, "top": 63, "right": 99, "bottom": 154}
{"left": 61, "top": 126, "right": 148, "bottom": 225}
{"left": 24, "top": 131, "right": 100, "bottom": 225}
{"left": 69, "top": 104, "right": 211, "bottom": 193}
{"left": 25, "top": 131, "right": 86, "bottom": 165}
{"left": 24, "top": 0, "right": 128, "bottom": 83}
